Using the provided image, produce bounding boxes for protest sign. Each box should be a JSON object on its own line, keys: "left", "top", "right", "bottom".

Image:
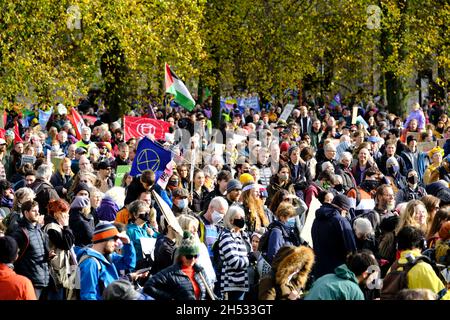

{"left": 279, "top": 104, "right": 295, "bottom": 122}
{"left": 152, "top": 190, "right": 183, "bottom": 236}
{"left": 21, "top": 155, "right": 36, "bottom": 167}
{"left": 417, "top": 141, "right": 437, "bottom": 153}
{"left": 300, "top": 196, "right": 321, "bottom": 248}
{"left": 115, "top": 165, "right": 131, "bottom": 187}
{"left": 351, "top": 106, "right": 358, "bottom": 124}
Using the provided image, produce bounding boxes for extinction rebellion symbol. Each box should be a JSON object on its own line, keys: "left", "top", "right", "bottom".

{"left": 136, "top": 149, "right": 161, "bottom": 173}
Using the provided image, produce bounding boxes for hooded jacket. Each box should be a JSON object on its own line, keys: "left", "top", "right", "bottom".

{"left": 311, "top": 203, "right": 357, "bottom": 278}
{"left": 77, "top": 244, "right": 136, "bottom": 300}
{"left": 0, "top": 264, "right": 37, "bottom": 300}
{"left": 259, "top": 246, "right": 314, "bottom": 300}
{"left": 69, "top": 207, "right": 95, "bottom": 247}
{"left": 96, "top": 196, "right": 120, "bottom": 222}
{"left": 304, "top": 264, "right": 364, "bottom": 300}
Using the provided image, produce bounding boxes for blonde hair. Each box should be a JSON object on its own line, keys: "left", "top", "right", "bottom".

{"left": 396, "top": 200, "right": 428, "bottom": 234}
{"left": 176, "top": 214, "right": 199, "bottom": 246}
{"left": 275, "top": 202, "right": 296, "bottom": 220}
{"left": 240, "top": 184, "right": 269, "bottom": 231}
{"left": 58, "top": 157, "right": 74, "bottom": 177}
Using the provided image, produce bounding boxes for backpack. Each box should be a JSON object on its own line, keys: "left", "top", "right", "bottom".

{"left": 211, "top": 230, "right": 224, "bottom": 273}
{"left": 381, "top": 255, "right": 444, "bottom": 300}
{"left": 258, "top": 221, "right": 298, "bottom": 257}
{"left": 68, "top": 254, "right": 102, "bottom": 300}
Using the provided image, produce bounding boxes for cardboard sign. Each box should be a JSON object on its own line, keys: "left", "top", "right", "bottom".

{"left": 279, "top": 103, "right": 295, "bottom": 122}
{"left": 115, "top": 165, "right": 131, "bottom": 187}
{"left": 300, "top": 196, "right": 321, "bottom": 248}
{"left": 417, "top": 141, "right": 437, "bottom": 153}
{"left": 152, "top": 190, "right": 183, "bottom": 236}
{"left": 351, "top": 106, "right": 358, "bottom": 125}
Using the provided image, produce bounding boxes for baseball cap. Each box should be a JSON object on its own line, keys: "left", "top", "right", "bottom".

{"left": 76, "top": 147, "right": 87, "bottom": 155}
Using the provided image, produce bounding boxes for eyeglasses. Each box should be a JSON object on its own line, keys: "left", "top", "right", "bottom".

{"left": 185, "top": 254, "right": 198, "bottom": 260}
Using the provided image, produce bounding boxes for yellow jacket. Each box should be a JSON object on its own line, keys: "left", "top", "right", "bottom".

{"left": 395, "top": 249, "right": 449, "bottom": 300}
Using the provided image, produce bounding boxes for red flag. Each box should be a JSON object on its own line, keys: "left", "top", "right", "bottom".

{"left": 82, "top": 115, "right": 97, "bottom": 126}
{"left": 67, "top": 108, "right": 85, "bottom": 140}
{"left": 14, "top": 122, "right": 22, "bottom": 143}
{"left": 123, "top": 116, "right": 170, "bottom": 141}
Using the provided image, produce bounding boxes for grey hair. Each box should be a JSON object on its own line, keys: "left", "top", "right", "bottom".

{"left": 223, "top": 206, "right": 245, "bottom": 230}
{"left": 209, "top": 197, "right": 229, "bottom": 213}
{"left": 353, "top": 217, "right": 374, "bottom": 238}
{"left": 36, "top": 164, "right": 53, "bottom": 180}
{"left": 128, "top": 200, "right": 149, "bottom": 217}
{"left": 324, "top": 143, "right": 336, "bottom": 152}
{"left": 321, "top": 161, "right": 334, "bottom": 172}
{"left": 203, "top": 165, "right": 218, "bottom": 178}
{"left": 339, "top": 152, "right": 353, "bottom": 163}
{"left": 81, "top": 126, "right": 91, "bottom": 134}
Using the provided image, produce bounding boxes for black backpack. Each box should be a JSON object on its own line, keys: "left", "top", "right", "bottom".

{"left": 258, "top": 221, "right": 298, "bottom": 258}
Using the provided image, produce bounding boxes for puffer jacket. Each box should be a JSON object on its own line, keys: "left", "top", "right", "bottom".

{"left": 10, "top": 218, "right": 50, "bottom": 288}
{"left": 69, "top": 208, "right": 95, "bottom": 247}
{"left": 259, "top": 246, "right": 315, "bottom": 300}
{"left": 311, "top": 203, "right": 357, "bottom": 278}
{"left": 77, "top": 244, "right": 136, "bottom": 300}
{"left": 144, "top": 263, "right": 211, "bottom": 300}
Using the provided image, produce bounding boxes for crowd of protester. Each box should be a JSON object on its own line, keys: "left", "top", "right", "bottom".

{"left": 0, "top": 93, "right": 449, "bottom": 301}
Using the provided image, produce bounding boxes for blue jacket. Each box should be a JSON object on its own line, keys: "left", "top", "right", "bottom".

{"left": 266, "top": 220, "right": 300, "bottom": 263}
{"left": 77, "top": 244, "right": 136, "bottom": 300}
{"left": 126, "top": 222, "right": 158, "bottom": 262}
{"left": 311, "top": 203, "right": 356, "bottom": 278}
{"left": 400, "top": 149, "right": 428, "bottom": 182}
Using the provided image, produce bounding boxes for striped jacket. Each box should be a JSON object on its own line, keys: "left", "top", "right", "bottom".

{"left": 218, "top": 228, "right": 250, "bottom": 293}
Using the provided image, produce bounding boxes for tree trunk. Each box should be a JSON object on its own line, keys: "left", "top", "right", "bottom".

{"left": 385, "top": 71, "right": 403, "bottom": 115}
{"left": 211, "top": 85, "right": 221, "bottom": 129}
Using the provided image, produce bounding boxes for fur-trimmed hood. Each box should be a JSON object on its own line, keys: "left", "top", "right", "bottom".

{"left": 272, "top": 245, "right": 315, "bottom": 288}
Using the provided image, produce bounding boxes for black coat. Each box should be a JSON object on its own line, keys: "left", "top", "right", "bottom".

{"left": 10, "top": 218, "right": 50, "bottom": 288}
{"left": 144, "top": 263, "right": 210, "bottom": 300}
{"left": 68, "top": 208, "right": 95, "bottom": 247}
{"left": 30, "top": 179, "right": 60, "bottom": 216}
{"left": 44, "top": 217, "right": 75, "bottom": 251}
{"left": 311, "top": 203, "right": 357, "bottom": 278}
{"left": 50, "top": 171, "right": 74, "bottom": 199}
{"left": 151, "top": 236, "right": 177, "bottom": 275}
{"left": 124, "top": 176, "right": 148, "bottom": 206}
{"left": 190, "top": 186, "right": 209, "bottom": 213}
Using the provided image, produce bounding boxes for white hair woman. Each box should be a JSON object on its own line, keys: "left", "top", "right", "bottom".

{"left": 218, "top": 206, "right": 251, "bottom": 300}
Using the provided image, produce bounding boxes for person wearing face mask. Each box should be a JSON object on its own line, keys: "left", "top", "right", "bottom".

{"left": 385, "top": 157, "right": 407, "bottom": 193}
{"left": 217, "top": 206, "right": 252, "bottom": 300}
{"left": 264, "top": 202, "right": 301, "bottom": 264}
{"left": 266, "top": 165, "right": 296, "bottom": 207}
{"left": 395, "top": 170, "right": 427, "bottom": 204}
{"left": 197, "top": 197, "right": 229, "bottom": 259}
{"left": 126, "top": 200, "right": 158, "bottom": 270}
{"left": 171, "top": 188, "right": 194, "bottom": 216}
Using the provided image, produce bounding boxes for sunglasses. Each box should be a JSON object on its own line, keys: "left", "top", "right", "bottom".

{"left": 185, "top": 254, "right": 198, "bottom": 260}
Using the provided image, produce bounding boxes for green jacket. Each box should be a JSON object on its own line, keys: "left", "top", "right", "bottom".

{"left": 304, "top": 264, "right": 364, "bottom": 300}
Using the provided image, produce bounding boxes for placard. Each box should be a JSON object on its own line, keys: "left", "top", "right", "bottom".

{"left": 300, "top": 196, "right": 321, "bottom": 248}
{"left": 279, "top": 103, "right": 295, "bottom": 122}
{"left": 20, "top": 155, "right": 36, "bottom": 167}
{"left": 140, "top": 237, "right": 157, "bottom": 260}
{"left": 417, "top": 141, "right": 437, "bottom": 153}
{"left": 115, "top": 165, "right": 131, "bottom": 186}
{"left": 351, "top": 106, "right": 358, "bottom": 125}
{"left": 152, "top": 190, "right": 183, "bottom": 236}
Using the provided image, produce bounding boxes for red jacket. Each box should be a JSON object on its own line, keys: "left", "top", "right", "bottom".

{"left": 0, "top": 264, "right": 36, "bottom": 300}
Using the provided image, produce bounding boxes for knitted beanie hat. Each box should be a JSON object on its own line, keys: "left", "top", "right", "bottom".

{"left": 178, "top": 231, "right": 200, "bottom": 257}
{"left": 0, "top": 236, "right": 18, "bottom": 264}
{"left": 75, "top": 182, "right": 91, "bottom": 197}
{"left": 239, "top": 173, "right": 254, "bottom": 185}
{"left": 92, "top": 221, "right": 119, "bottom": 244}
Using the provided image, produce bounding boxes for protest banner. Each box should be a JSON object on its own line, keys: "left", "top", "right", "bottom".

{"left": 123, "top": 116, "right": 170, "bottom": 142}
{"left": 115, "top": 165, "right": 131, "bottom": 187}
{"left": 156, "top": 160, "right": 176, "bottom": 190}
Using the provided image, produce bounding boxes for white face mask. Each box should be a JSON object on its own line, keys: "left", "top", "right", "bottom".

{"left": 177, "top": 198, "right": 188, "bottom": 209}
{"left": 211, "top": 210, "right": 223, "bottom": 224}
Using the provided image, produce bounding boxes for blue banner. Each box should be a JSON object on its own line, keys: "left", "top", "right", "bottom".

{"left": 39, "top": 107, "right": 53, "bottom": 129}
{"left": 130, "top": 137, "right": 172, "bottom": 178}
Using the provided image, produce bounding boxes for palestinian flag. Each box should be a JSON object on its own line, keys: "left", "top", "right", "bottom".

{"left": 165, "top": 63, "right": 195, "bottom": 111}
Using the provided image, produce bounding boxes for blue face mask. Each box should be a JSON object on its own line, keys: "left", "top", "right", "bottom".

{"left": 177, "top": 198, "right": 188, "bottom": 209}
{"left": 286, "top": 216, "right": 296, "bottom": 228}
